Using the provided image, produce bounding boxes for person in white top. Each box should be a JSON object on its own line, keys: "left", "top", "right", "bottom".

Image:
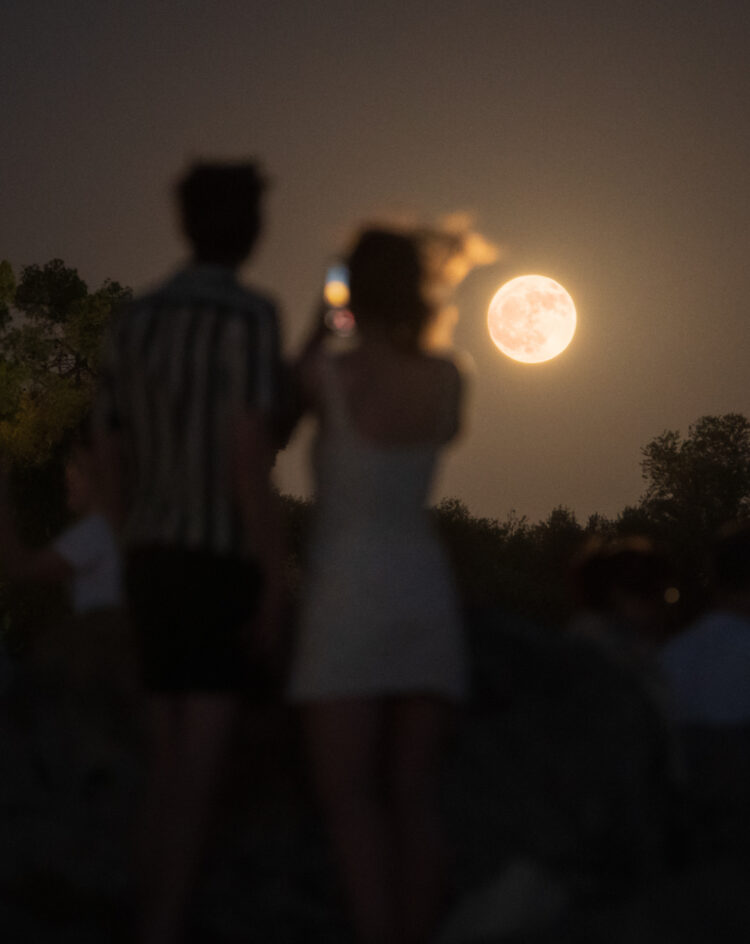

{"left": 52, "top": 511, "right": 121, "bottom": 615}
{"left": 0, "top": 421, "right": 131, "bottom": 809}
{"left": 0, "top": 422, "right": 122, "bottom": 614}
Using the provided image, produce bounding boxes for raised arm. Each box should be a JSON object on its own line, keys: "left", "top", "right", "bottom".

{"left": 276, "top": 298, "right": 331, "bottom": 444}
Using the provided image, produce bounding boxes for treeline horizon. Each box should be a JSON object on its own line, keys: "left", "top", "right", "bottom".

{"left": 1, "top": 259, "right": 749, "bottom": 635}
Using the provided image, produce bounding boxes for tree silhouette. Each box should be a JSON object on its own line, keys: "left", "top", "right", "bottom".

{"left": 640, "top": 413, "right": 750, "bottom": 534}
{"left": 0, "top": 259, "right": 131, "bottom": 463}
{"left": 611, "top": 413, "right": 750, "bottom": 616}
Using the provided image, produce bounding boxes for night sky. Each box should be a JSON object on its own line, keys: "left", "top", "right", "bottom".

{"left": 4, "top": 1, "right": 750, "bottom": 523}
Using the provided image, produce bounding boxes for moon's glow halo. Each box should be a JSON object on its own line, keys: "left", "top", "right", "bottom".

{"left": 487, "top": 275, "right": 576, "bottom": 363}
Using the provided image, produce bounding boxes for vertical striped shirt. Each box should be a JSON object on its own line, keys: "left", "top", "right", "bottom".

{"left": 97, "top": 264, "right": 283, "bottom": 557}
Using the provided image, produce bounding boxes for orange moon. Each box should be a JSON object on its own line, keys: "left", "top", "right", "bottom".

{"left": 487, "top": 275, "right": 576, "bottom": 363}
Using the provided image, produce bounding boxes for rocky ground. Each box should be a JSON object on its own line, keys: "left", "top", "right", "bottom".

{"left": 2, "top": 608, "right": 750, "bottom": 943}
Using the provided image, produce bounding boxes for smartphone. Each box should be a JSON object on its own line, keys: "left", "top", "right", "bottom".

{"left": 323, "top": 262, "right": 350, "bottom": 308}
{"left": 323, "top": 262, "right": 356, "bottom": 337}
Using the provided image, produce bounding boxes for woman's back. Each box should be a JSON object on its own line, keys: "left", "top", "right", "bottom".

{"left": 291, "top": 342, "right": 467, "bottom": 701}
{"left": 306, "top": 344, "right": 463, "bottom": 539}
{"left": 321, "top": 342, "right": 462, "bottom": 445}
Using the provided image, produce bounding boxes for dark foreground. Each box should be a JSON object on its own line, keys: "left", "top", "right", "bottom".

{"left": 2, "top": 610, "right": 750, "bottom": 943}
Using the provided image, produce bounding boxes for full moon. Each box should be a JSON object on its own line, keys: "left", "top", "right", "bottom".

{"left": 487, "top": 275, "right": 577, "bottom": 363}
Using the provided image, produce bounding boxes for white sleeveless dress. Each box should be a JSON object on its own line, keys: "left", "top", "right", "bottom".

{"left": 288, "top": 354, "right": 468, "bottom": 701}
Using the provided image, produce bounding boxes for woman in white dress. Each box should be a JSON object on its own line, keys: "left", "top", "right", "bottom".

{"left": 289, "top": 227, "right": 469, "bottom": 944}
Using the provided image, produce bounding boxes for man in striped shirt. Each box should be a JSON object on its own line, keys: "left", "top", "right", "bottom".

{"left": 96, "top": 161, "right": 285, "bottom": 944}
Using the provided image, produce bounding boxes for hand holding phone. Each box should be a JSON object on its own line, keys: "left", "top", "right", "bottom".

{"left": 323, "top": 263, "right": 356, "bottom": 337}
{"left": 323, "top": 263, "right": 349, "bottom": 308}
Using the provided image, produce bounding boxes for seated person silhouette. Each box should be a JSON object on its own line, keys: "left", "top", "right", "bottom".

{"left": 566, "top": 536, "right": 678, "bottom": 880}
{"left": 0, "top": 419, "right": 126, "bottom": 694}
{"left": 660, "top": 521, "right": 750, "bottom": 863}
{"left": 569, "top": 535, "right": 672, "bottom": 680}
{"left": 0, "top": 419, "right": 121, "bottom": 617}
{"left": 0, "top": 420, "right": 133, "bottom": 784}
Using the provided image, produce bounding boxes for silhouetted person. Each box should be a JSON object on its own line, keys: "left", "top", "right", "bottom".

{"left": 566, "top": 536, "right": 678, "bottom": 883}
{"left": 0, "top": 421, "right": 133, "bottom": 778}
{"left": 569, "top": 535, "right": 673, "bottom": 683}
{"left": 660, "top": 521, "right": 750, "bottom": 863}
{"left": 95, "top": 160, "right": 285, "bottom": 944}
{"left": 288, "top": 226, "right": 471, "bottom": 944}
{"left": 0, "top": 418, "right": 128, "bottom": 698}
{"left": 0, "top": 420, "right": 122, "bottom": 616}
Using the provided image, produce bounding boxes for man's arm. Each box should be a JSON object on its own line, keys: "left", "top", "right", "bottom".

{"left": 274, "top": 299, "right": 330, "bottom": 449}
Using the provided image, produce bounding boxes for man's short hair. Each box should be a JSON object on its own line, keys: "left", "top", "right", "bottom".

{"left": 177, "top": 161, "right": 267, "bottom": 265}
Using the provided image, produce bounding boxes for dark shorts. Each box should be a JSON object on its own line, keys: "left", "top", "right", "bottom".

{"left": 125, "top": 546, "right": 263, "bottom": 694}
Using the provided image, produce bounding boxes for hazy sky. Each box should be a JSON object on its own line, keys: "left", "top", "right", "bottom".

{"left": 4, "top": 1, "right": 750, "bottom": 523}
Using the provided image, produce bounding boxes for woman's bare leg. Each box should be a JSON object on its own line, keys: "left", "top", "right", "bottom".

{"left": 304, "top": 699, "right": 397, "bottom": 944}
{"left": 135, "top": 693, "right": 240, "bottom": 944}
{"left": 387, "top": 695, "right": 452, "bottom": 944}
